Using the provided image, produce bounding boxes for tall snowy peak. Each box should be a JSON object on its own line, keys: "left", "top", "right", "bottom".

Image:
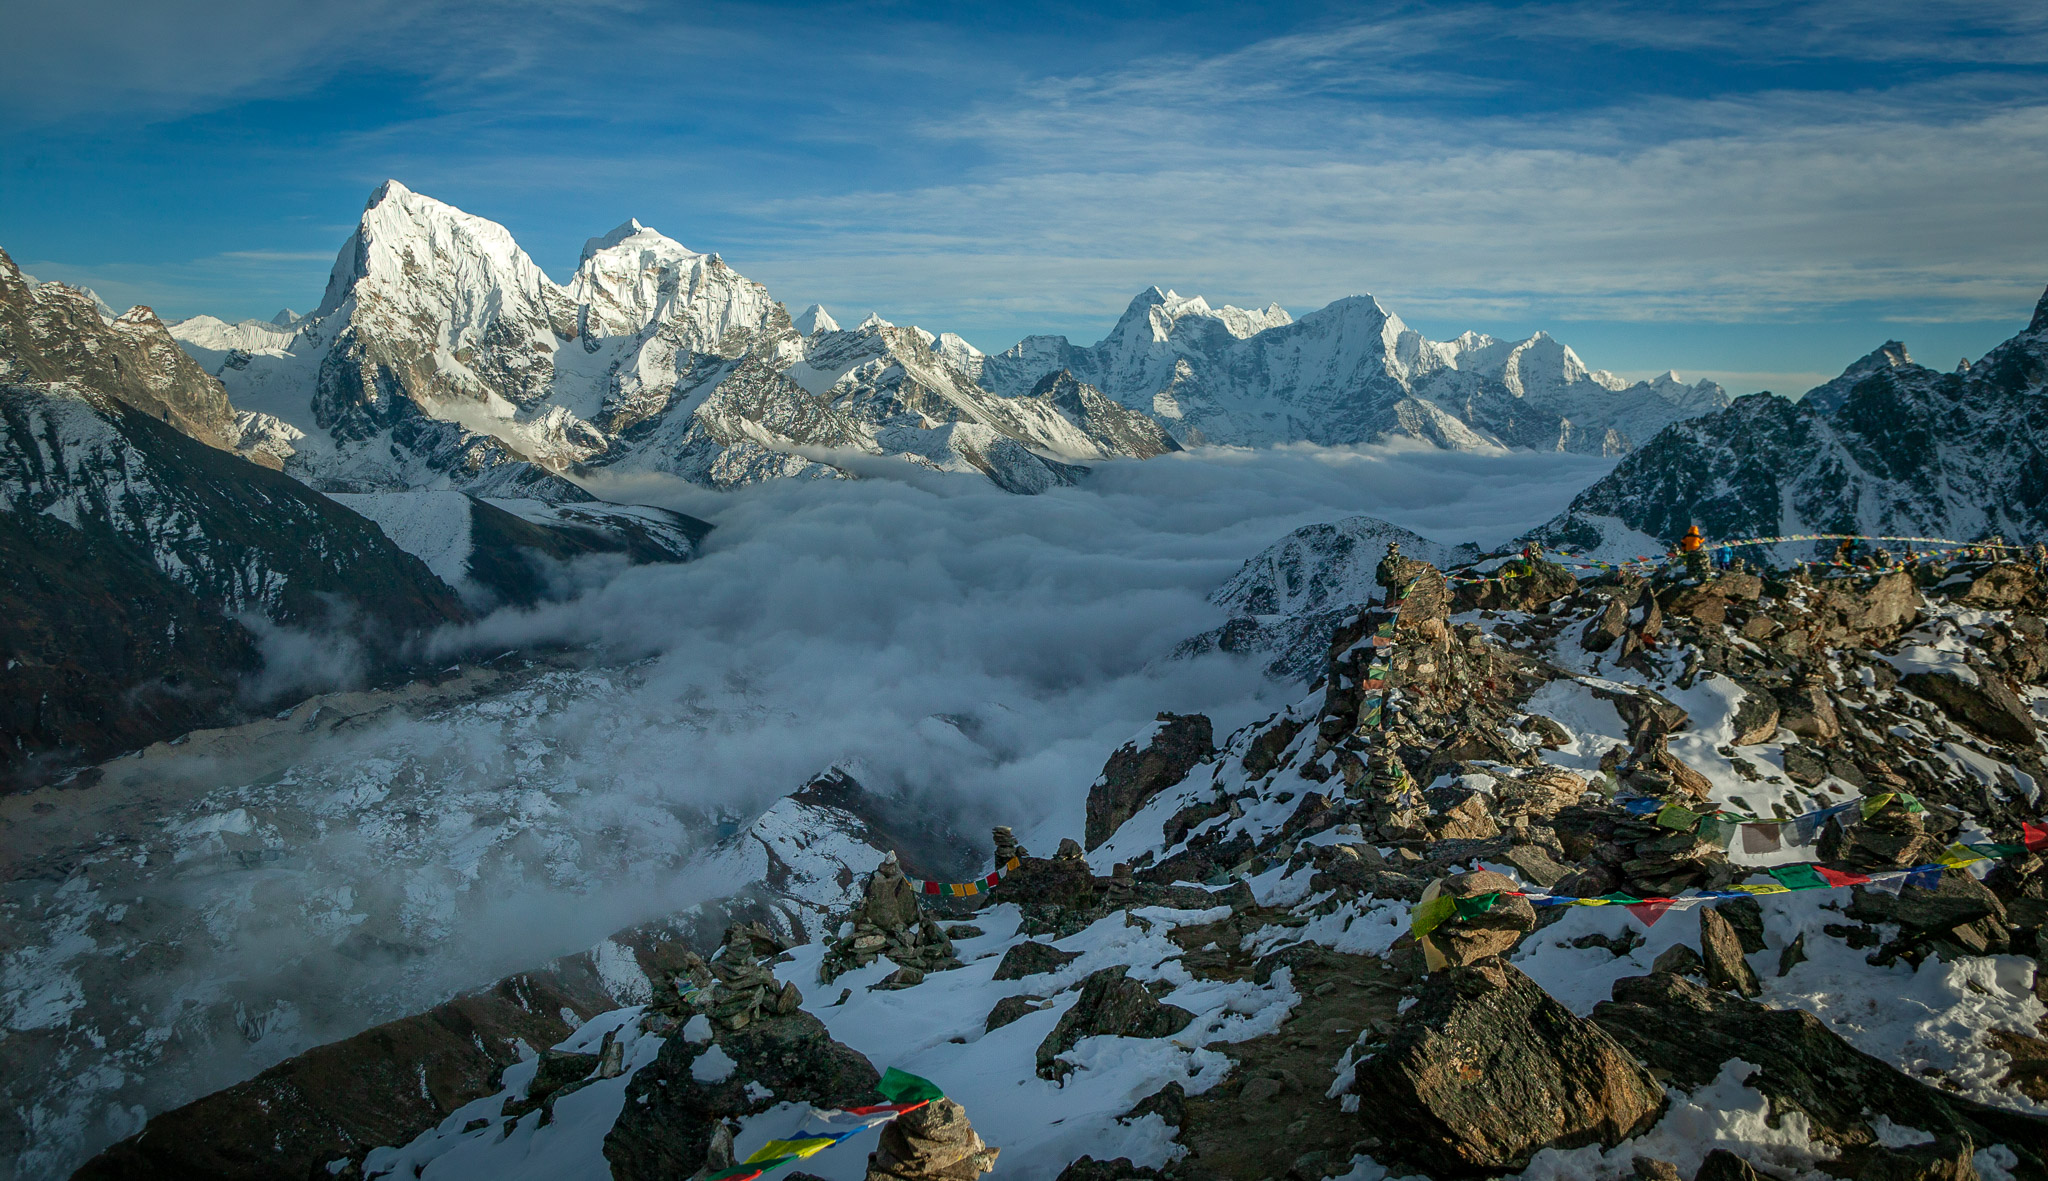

{"left": 566, "top": 220, "right": 781, "bottom": 349}
{"left": 793, "top": 303, "right": 839, "bottom": 336}
{"left": 1525, "top": 285, "right": 2048, "bottom": 554}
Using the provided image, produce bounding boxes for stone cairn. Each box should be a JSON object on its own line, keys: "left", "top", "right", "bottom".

{"left": 820, "top": 853, "right": 962, "bottom": 985}
{"left": 706, "top": 921, "right": 803, "bottom": 1031}
{"left": 865, "top": 1098, "right": 1000, "bottom": 1181}
{"left": 991, "top": 825, "right": 1027, "bottom": 863}
{"left": 1358, "top": 738, "right": 1432, "bottom": 842}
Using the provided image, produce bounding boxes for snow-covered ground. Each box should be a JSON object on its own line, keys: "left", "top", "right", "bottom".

{"left": 0, "top": 442, "right": 1610, "bottom": 1179}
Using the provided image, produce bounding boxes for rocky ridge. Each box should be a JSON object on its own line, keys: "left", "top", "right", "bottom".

{"left": 1529, "top": 289, "right": 2048, "bottom": 559}
{"left": 82, "top": 541, "right": 2048, "bottom": 1180}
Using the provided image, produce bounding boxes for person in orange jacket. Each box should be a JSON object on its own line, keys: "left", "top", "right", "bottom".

{"left": 1677, "top": 524, "right": 1709, "bottom": 581}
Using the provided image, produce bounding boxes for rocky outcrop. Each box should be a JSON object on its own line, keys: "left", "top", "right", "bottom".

{"left": 1419, "top": 870, "right": 1536, "bottom": 968}
{"left": 1351, "top": 960, "right": 1665, "bottom": 1174}
{"left": 604, "top": 1011, "right": 879, "bottom": 1181}
{"left": 1034, "top": 968, "right": 1195, "bottom": 1081}
{"left": 1085, "top": 714, "right": 1214, "bottom": 849}
{"left": 1901, "top": 668, "right": 2039, "bottom": 745}
{"left": 1697, "top": 907, "right": 1761, "bottom": 997}
{"left": 1594, "top": 972, "right": 2048, "bottom": 1174}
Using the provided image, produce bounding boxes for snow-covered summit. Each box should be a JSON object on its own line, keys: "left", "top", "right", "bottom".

{"left": 792, "top": 303, "right": 839, "bottom": 336}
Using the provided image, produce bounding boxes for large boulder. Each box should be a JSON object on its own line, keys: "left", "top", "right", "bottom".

{"left": 1086, "top": 713, "right": 1215, "bottom": 849}
{"left": 1901, "top": 668, "right": 2038, "bottom": 745}
{"left": 1591, "top": 972, "right": 2048, "bottom": 1173}
{"left": 1697, "top": 907, "right": 1761, "bottom": 998}
{"left": 1351, "top": 960, "right": 1665, "bottom": 1175}
{"left": 1035, "top": 967, "right": 1195, "bottom": 1080}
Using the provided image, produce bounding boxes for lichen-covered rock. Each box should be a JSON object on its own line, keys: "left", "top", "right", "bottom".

{"left": 1351, "top": 960, "right": 1665, "bottom": 1174}
{"left": 1423, "top": 871, "right": 1536, "bottom": 967}
{"left": 1698, "top": 907, "right": 1761, "bottom": 998}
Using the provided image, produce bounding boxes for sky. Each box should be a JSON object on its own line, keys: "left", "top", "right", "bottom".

{"left": 3, "top": 0, "right": 2047, "bottom": 395}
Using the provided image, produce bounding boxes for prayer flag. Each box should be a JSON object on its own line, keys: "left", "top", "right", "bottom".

{"left": 1741, "top": 822, "right": 1783, "bottom": 853}
{"left": 1655, "top": 803, "right": 1703, "bottom": 832}
{"left": 1767, "top": 863, "right": 1828, "bottom": 892}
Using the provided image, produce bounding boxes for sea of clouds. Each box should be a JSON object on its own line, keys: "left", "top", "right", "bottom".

{"left": 2, "top": 441, "right": 1612, "bottom": 1178}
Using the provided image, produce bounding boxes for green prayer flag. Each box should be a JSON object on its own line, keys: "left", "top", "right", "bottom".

{"left": 1411, "top": 893, "right": 1457, "bottom": 937}
{"left": 1654, "top": 803, "right": 1702, "bottom": 832}
{"left": 1767, "top": 863, "right": 1828, "bottom": 891}
{"left": 1859, "top": 792, "right": 1896, "bottom": 820}
{"left": 877, "top": 1068, "right": 945, "bottom": 1105}
{"left": 1697, "top": 814, "right": 1741, "bottom": 847}
{"left": 1451, "top": 892, "right": 1502, "bottom": 921}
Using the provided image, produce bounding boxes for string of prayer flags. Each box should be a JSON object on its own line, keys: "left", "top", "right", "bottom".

{"left": 910, "top": 857, "right": 1022, "bottom": 898}
{"left": 705, "top": 1069, "right": 943, "bottom": 1181}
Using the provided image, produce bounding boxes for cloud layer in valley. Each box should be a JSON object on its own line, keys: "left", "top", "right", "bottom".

{"left": 1, "top": 443, "right": 1610, "bottom": 1177}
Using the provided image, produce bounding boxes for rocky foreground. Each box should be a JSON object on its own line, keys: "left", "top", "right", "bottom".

{"left": 75, "top": 550, "right": 2048, "bottom": 1180}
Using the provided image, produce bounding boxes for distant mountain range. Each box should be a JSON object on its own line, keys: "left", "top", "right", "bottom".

{"left": 166, "top": 181, "right": 1730, "bottom": 498}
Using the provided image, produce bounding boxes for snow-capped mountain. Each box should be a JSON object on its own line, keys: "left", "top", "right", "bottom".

{"left": 966, "top": 286, "right": 1728, "bottom": 453}
{"left": 171, "top": 183, "right": 1175, "bottom": 497}
{"left": 1526, "top": 289, "right": 2048, "bottom": 556}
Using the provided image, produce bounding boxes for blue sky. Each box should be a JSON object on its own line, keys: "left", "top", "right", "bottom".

{"left": 4, "top": 0, "right": 2046, "bottom": 395}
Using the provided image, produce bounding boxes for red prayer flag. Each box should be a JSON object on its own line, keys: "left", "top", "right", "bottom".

{"left": 1814, "top": 866, "right": 1871, "bottom": 888}
{"left": 1625, "top": 898, "right": 1675, "bottom": 928}
{"left": 2024, "top": 821, "right": 2048, "bottom": 852}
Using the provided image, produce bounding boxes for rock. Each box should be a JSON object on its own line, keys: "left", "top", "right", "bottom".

{"left": 822, "top": 858, "right": 961, "bottom": 982}
{"left": 1664, "top": 585, "right": 1730, "bottom": 627}
{"left": 1591, "top": 972, "right": 2048, "bottom": 1171}
{"left": 1692, "top": 1148, "right": 1767, "bottom": 1181}
{"left": 1846, "top": 869, "right": 2009, "bottom": 958}
{"left": 1583, "top": 596, "right": 1629, "bottom": 652}
{"left": 1651, "top": 944, "right": 1704, "bottom": 977}
{"left": 1351, "top": 960, "right": 1665, "bottom": 1174}
{"left": 1819, "top": 795, "right": 1945, "bottom": 870}
{"left": 1085, "top": 713, "right": 1215, "bottom": 849}
{"left": 1728, "top": 684, "right": 1780, "bottom": 746}
{"left": 1717, "top": 896, "right": 1767, "bottom": 955}
{"left": 604, "top": 1012, "right": 879, "bottom": 1181}
{"left": 991, "top": 940, "right": 1081, "bottom": 981}
{"left": 1901, "top": 669, "right": 2038, "bottom": 745}
{"left": 1429, "top": 793, "right": 1502, "bottom": 841}
{"left": 1242, "top": 714, "right": 1308, "bottom": 779}
{"left": 1422, "top": 871, "right": 1537, "bottom": 968}
{"left": 865, "top": 1097, "right": 999, "bottom": 1181}
{"left": 874, "top": 967, "right": 925, "bottom": 991}
{"left": 1632, "top": 1157, "right": 1682, "bottom": 1181}
{"left": 1852, "top": 1137, "right": 1979, "bottom": 1181}
{"left": 1698, "top": 907, "right": 1761, "bottom": 998}
{"left": 983, "top": 995, "right": 1044, "bottom": 1033}
{"left": 1055, "top": 1158, "right": 1168, "bottom": 1181}
{"left": 1954, "top": 562, "right": 2037, "bottom": 609}
{"left": 1776, "top": 681, "right": 1841, "bottom": 743}
{"left": 1117, "top": 1081, "right": 1185, "bottom": 1128}
{"left": 1035, "top": 967, "right": 1196, "bottom": 1080}
{"left": 1503, "top": 844, "right": 1573, "bottom": 889}
{"left": 1055, "top": 837, "right": 1086, "bottom": 861}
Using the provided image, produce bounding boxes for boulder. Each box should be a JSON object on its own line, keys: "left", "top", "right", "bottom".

{"left": 1818, "top": 795, "right": 1946, "bottom": 871}
{"left": 865, "top": 1097, "right": 999, "bottom": 1181}
{"left": 1693, "top": 1149, "right": 1767, "bottom": 1181}
{"left": 1901, "top": 669, "right": 2038, "bottom": 745}
{"left": 1698, "top": 907, "right": 1761, "bottom": 998}
{"left": 1591, "top": 972, "right": 2048, "bottom": 1172}
{"left": 1776, "top": 681, "right": 1841, "bottom": 743}
{"left": 1728, "top": 683, "right": 1781, "bottom": 746}
{"left": 1085, "top": 713, "right": 1214, "bottom": 849}
{"left": 991, "top": 940, "right": 1081, "bottom": 981}
{"left": 1351, "top": 960, "right": 1665, "bottom": 1175}
{"left": 1953, "top": 562, "right": 2038, "bottom": 610}
{"left": 1583, "top": 596, "right": 1629, "bottom": 653}
{"left": 983, "top": 994, "right": 1046, "bottom": 1033}
{"left": 1055, "top": 1159, "right": 1168, "bottom": 1181}
{"left": 1845, "top": 868, "right": 2009, "bottom": 958}
{"left": 1035, "top": 967, "right": 1195, "bottom": 1080}
{"left": 1422, "top": 871, "right": 1537, "bottom": 968}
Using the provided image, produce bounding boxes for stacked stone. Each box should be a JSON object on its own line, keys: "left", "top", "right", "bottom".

{"left": 864, "top": 1098, "right": 1000, "bottom": 1181}
{"left": 1817, "top": 795, "right": 1949, "bottom": 870}
{"left": 991, "top": 826, "right": 1027, "bottom": 863}
{"left": 1612, "top": 813, "right": 1730, "bottom": 897}
{"left": 820, "top": 854, "right": 962, "bottom": 984}
{"left": 706, "top": 921, "right": 802, "bottom": 1031}
{"left": 1360, "top": 739, "right": 1432, "bottom": 842}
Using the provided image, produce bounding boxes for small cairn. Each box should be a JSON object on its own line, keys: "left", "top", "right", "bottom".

{"left": 706, "top": 921, "right": 802, "bottom": 1031}
{"left": 820, "top": 853, "right": 962, "bottom": 984}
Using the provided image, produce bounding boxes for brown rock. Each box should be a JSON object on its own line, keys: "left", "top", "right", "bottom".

{"left": 1693, "top": 1148, "right": 1767, "bottom": 1181}
{"left": 1085, "top": 713, "right": 1215, "bottom": 849}
{"left": 1699, "top": 907, "right": 1761, "bottom": 998}
{"left": 1426, "top": 870, "right": 1538, "bottom": 968}
{"left": 1352, "top": 960, "right": 1666, "bottom": 1174}
{"left": 1035, "top": 968, "right": 1196, "bottom": 1080}
{"left": 1901, "top": 668, "right": 2038, "bottom": 745}
{"left": 1728, "top": 683, "right": 1781, "bottom": 746}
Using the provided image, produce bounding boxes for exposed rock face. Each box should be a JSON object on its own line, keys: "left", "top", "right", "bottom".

{"left": 1034, "top": 967, "right": 1195, "bottom": 1080}
{"left": 864, "top": 1097, "right": 999, "bottom": 1181}
{"left": 604, "top": 1011, "right": 879, "bottom": 1181}
{"left": 1901, "top": 668, "right": 2039, "bottom": 745}
{"left": 1085, "top": 713, "right": 1215, "bottom": 849}
{"left": 991, "top": 940, "right": 1082, "bottom": 981}
{"left": 1592, "top": 972, "right": 2048, "bottom": 1172}
{"left": 0, "top": 247, "right": 241, "bottom": 455}
{"left": 1351, "top": 960, "right": 1665, "bottom": 1174}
